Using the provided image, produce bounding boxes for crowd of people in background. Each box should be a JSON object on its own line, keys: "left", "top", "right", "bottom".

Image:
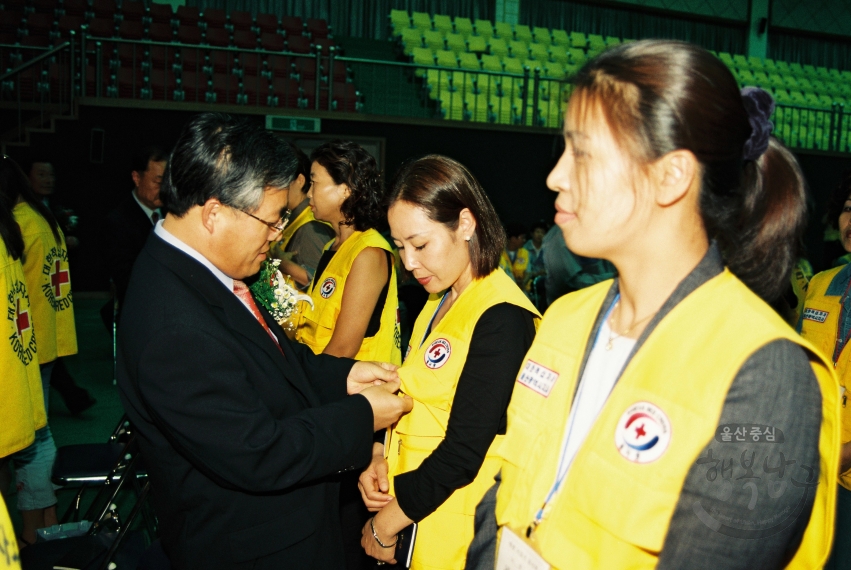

{"left": 3, "top": 37, "right": 851, "bottom": 570}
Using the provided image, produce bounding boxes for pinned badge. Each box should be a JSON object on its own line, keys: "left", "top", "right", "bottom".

{"left": 802, "top": 308, "right": 828, "bottom": 323}
{"left": 424, "top": 338, "right": 451, "bottom": 369}
{"left": 614, "top": 401, "right": 672, "bottom": 464}
{"left": 320, "top": 277, "right": 337, "bottom": 299}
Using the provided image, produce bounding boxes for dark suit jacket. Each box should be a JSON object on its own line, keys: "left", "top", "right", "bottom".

{"left": 116, "top": 234, "right": 375, "bottom": 570}
{"left": 103, "top": 192, "right": 155, "bottom": 305}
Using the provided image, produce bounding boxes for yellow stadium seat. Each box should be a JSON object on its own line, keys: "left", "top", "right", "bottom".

{"left": 503, "top": 57, "right": 525, "bottom": 75}
{"left": 509, "top": 40, "right": 529, "bottom": 61}
{"left": 400, "top": 28, "right": 423, "bottom": 55}
{"left": 467, "top": 35, "right": 487, "bottom": 53}
{"left": 549, "top": 45, "right": 569, "bottom": 64}
{"left": 433, "top": 14, "right": 453, "bottom": 34}
{"left": 528, "top": 43, "right": 549, "bottom": 62}
{"left": 390, "top": 10, "right": 410, "bottom": 33}
{"left": 533, "top": 27, "right": 551, "bottom": 44}
{"left": 480, "top": 54, "right": 503, "bottom": 72}
{"left": 488, "top": 38, "right": 509, "bottom": 58}
{"left": 458, "top": 52, "right": 480, "bottom": 71}
{"left": 569, "top": 31, "right": 587, "bottom": 48}
{"left": 551, "top": 29, "right": 569, "bottom": 47}
{"left": 423, "top": 30, "right": 445, "bottom": 52}
{"left": 412, "top": 12, "right": 432, "bottom": 30}
{"left": 435, "top": 49, "right": 459, "bottom": 68}
{"left": 455, "top": 17, "right": 474, "bottom": 38}
{"left": 446, "top": 33, "right": 466, "bottom": 54}
{"left": 495, "top": 22, "right": 513, "bottom": 39}
{"left": 544, "top": 62, "right": 566, "bottom": 80}
{"left": 474, "top": 20, "right": 494, "bottom": 39}
{"left": 568, "top": 48, "right": 586, "bottom": 65}
{"left": 515, "top": 25, "right": 533, "bottom": 43}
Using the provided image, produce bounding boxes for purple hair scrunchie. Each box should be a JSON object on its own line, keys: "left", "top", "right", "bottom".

{"left": 741, "top": 87, "right": 775, "bottom": 161}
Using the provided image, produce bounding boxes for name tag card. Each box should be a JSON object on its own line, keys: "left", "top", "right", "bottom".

{"left": 496, "top": 527, "right": 550, "bottom": 570}
{"left": 517, "top": 359, "right": 559, "bottom": 397}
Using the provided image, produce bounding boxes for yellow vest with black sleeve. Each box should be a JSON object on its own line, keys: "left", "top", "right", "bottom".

{"left": 386, "top": 269, "right": 540, "bottom": 570}
{"left": 495, "top": 270, "right": 839, "bottom": 569}
{"left": 798, "top": 265, "right": 851, "bottom": 490}
{"left": 269, "top": 203, "right": 329, "bottom": 259}
{"left": 0, "top": 247, "right": 46, "bottom": 458}
{"left": 13, "top": 202, "right": 77, "bottom": 363}
{"left": 296, "top": 229, "right": 401, "bottom": 364}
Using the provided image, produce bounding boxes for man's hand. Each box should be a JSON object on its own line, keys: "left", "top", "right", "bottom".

{"left": 347, "top": 361, "right": 400, "bottom": 395}
{"left": 359, "top": 380, "right": 413, "bottom": 431}
{"left": 358, "top": 443, "right": 394, "bottom": 511}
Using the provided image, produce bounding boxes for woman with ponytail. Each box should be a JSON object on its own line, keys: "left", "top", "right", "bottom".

{"left": 474, "top": 40, "right": 840, "bottom": 569}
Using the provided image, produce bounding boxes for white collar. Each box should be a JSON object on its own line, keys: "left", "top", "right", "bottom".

{"left": 132, "top": 190, "right": 159, "bottom": 224}
{"left": 153, "top": 220, "right": 234, "bottom": 293}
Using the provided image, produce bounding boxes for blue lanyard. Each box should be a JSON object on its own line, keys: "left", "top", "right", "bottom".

{"left": 533, "top": 294, "right": 620, "bottom": 525}
{"left": 420, "top": 291, "right": 450, "bottom": 348}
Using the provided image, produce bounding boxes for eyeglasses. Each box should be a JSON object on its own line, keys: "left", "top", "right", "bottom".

{"left": 237, "top": 208, "right": 290, "bottom": 233}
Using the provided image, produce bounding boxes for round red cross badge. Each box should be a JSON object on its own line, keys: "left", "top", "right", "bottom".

{"left": 320, "top": 277, "right": 336, "bottom": 299}
{"left": 424, "top": 338, "right": 451, "bottom": 369}
{"left": 614, "top": 401, "right": 672, "bottom": 464}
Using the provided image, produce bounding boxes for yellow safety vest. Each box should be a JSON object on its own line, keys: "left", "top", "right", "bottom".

{"left": 296, "top": 229, "right": 401, "bottom": 363}
{"left": 269, "top": 203, "right": 330, "bottom": 259}
{"left": 13, "top": 203, "right": 77, "bottom": 363}
{"left": 496, "top": 270, "right": 839, "bottom": 569}
{"left": 387, "top": 269, "right": 540, "bottom": 570}
{"left": 0, "top": 248, "right": 46, "bottom": 458}
{"left": 790, "top": 258, "right": 814, "bottom": 325}
{"left": 0, "top": 494, "right": 21, "bottom": 569}
{"left": 499, "top": 248, "right": 529, "bottom": 283}
{"left": 799, "top": 265, "right": 851, "bottom": 490}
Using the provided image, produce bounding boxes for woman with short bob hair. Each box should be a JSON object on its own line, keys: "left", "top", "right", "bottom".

{"left": 358, "top": 155, "right": 540, "bottom": 569}
{"left": 477, "top": 40, "right": 840, "bottom": 569}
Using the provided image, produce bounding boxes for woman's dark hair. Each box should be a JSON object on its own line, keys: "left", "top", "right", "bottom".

{"left": 0, "top": 155, "right": 62, "bottom": 250}
{"left": 310, "top": 140, "right": 385, "bottom": 231}
{"left": 387, "top": 155, "right": 505, "bottom": 278}
{"left": 826, "top": 170, "right": 851, "bottom": 230}
{"left": 0, "top": 156, "right": 25, "bottom": 260}
{"left": 572, "top": 39, "right": 806, "bottom": 302}
{"left": 161, "top": 113, "right": 298, "bottom": 217}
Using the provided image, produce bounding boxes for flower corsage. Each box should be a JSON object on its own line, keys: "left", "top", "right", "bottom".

{"left": 250, "top": 258, "right": 313, "bottom": 330}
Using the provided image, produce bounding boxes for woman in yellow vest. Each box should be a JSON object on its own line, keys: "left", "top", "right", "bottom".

{"left": 358, "top": 155, "right": 540, "bottom": 568}
{"left": 269, "top": 143, "right": 333, "bottom": 289}
{"left": 295, "top": 140, "right": 401, "bottom": 364}
{"left": 473, "top": 41, "right": 840, "bottom": 570}
{"left": 499, "top": 223, "right": 530, "bottom": 286}
{"left": 1, "top": 157, "right": 74, "bottom": 548}
{"left": 798, "top": 172, "right": 851, "bottom": 570}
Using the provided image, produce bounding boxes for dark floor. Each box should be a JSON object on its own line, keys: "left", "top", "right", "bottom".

{"left": 6, "top": 295, "right": 124, "bottom": 535}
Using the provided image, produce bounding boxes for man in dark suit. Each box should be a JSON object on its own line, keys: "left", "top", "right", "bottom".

{"left": 116, "top": 113, "right": 412, "bottom": 569}
{"left": 102, "top": 145, "right": 168, "bottom": 324}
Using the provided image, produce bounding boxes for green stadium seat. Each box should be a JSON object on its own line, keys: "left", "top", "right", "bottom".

{"left": 782, "top": 76, "right": 800, "bottom": 90}
{"left": 412, "top": 12, "right": 432, "bottom": 30}
{"left": 477, "top": 73, "right": 501, "bottom": 97}
{"left": 455, "top": 17, "right": 473, "bottom": 38}
{"left": 788, "top": 62, "right": 804, "bottom": 76}
{"left": 802, "top": 64, "right": 817, "bottom": 77}
{"left": 762, "top": 58, "right": 776, "bottom": 72}
{"left": 569, "top": 31, "right": 587, "bottom": 48}
{"left": 798, "top": 77, "right": 814, "bottom": 91}
{"left": 426, "top": 69, "right": 452, "bottom": 93}
{"left": 817, "top": 94, "right": 833, "bottom": 108}
{"left": 423, "top": 30, "right": 445, "bottom": 52}
{"left": 390, "top": 10, "right": 410, "bottom": 33}
{"left": 587, "top": 34, "right": 606, "bottom": 52}
{"left": 766, "top": 73, "right": 786, "bottom": 89}
{"left": 548, "top": 45, "right": 569, "bottom": 64}
{"left": 488, "top": 38, "right": 509, "bottom": 58}
{"left": 474, "top": 20, "right": 494, "bottom": 39}
{"left": 605, "top": 36, "right": 620, "bottom": 47}
{"left": 446, "top": 32, "right": 466, "bottom": 54}
{"left": 533, "top": 27, "right": 551, "bottom": 45}
{"left": 458, "top": 52, "right": 480, "bottom": 71}
{"left": 773, "top": 89, "right": 792, "bottom": 104}
{"left": 551, "top": 29, "right": 569, "bottom": 47}
{"left": 790, "top": 90, "right": 806, "bottom": 105}
{"left": 467, "top": 35, "right": 487, "bottom": 53}
{"left": 436, "top": 50, "right": 459, "bottom": 68}
{"left": 503, "top": 57, "right": 525, "bottom": 75}
{"left": 490, "top": 94, "right": 513, "bottom": 124}
{"left": 815, "top": 66, "right": 831, "bottom": 79}
{"left": 774, "top": 60, "right": 791, "bottom": 74}
{"left": 733, "top": 54, "right": 749, "bottom": 69}
{"left": 412, "top": 47, "right": 435, "bottom": 76}
{"left": 452, "top": 70, "right": 477, "bottom": 91}
{"left": 439, "top": 90, "right": 465, "bottom": 120}
{"left": 544, "top": 62, "right": 566, "bottom": 80}
{"left": 748, "top": 56, "right": 764, "bottom": 70}
{"left": 528, "top": 43, "right": 549, "bottom": 62}
{"left": 481, "top": 54, "right": 503, "bottom": 72}
{"left": 568, "top": 48, "right": 586, "bottom": 65}
{"left": 736, "top": 69, "right": 755, "bottom": 84}
{"left": 465, "top": 92, "right": 490, "bottom": 122}
{"left": 495, "top": 22, "right": 513, "bottom": 39}
{"left": 509, "top": 40, "right": 529, "bottom": 61}
{"left": 401, "top": 28, "right": 423, "bottom": 55}
{"left": 753, "top": 71, "right": 770, "bottom": 87}
{"left": 433, "top": 14, "right": 453, "bottom": 34}
{"left": 515, "top": 25, "right": 533, "bottom": 43}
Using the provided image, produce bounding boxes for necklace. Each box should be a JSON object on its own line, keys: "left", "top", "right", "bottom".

{"left": 606, "top": 301, "right": 658, "bottom": 350}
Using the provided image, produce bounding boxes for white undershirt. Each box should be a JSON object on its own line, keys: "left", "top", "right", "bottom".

{"left": 555, "top": 317, "right": 636, "bottom": 482}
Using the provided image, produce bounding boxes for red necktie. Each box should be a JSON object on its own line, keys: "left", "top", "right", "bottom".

{"left": 233, "top": 279, "right": 283, "bottom": 353}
